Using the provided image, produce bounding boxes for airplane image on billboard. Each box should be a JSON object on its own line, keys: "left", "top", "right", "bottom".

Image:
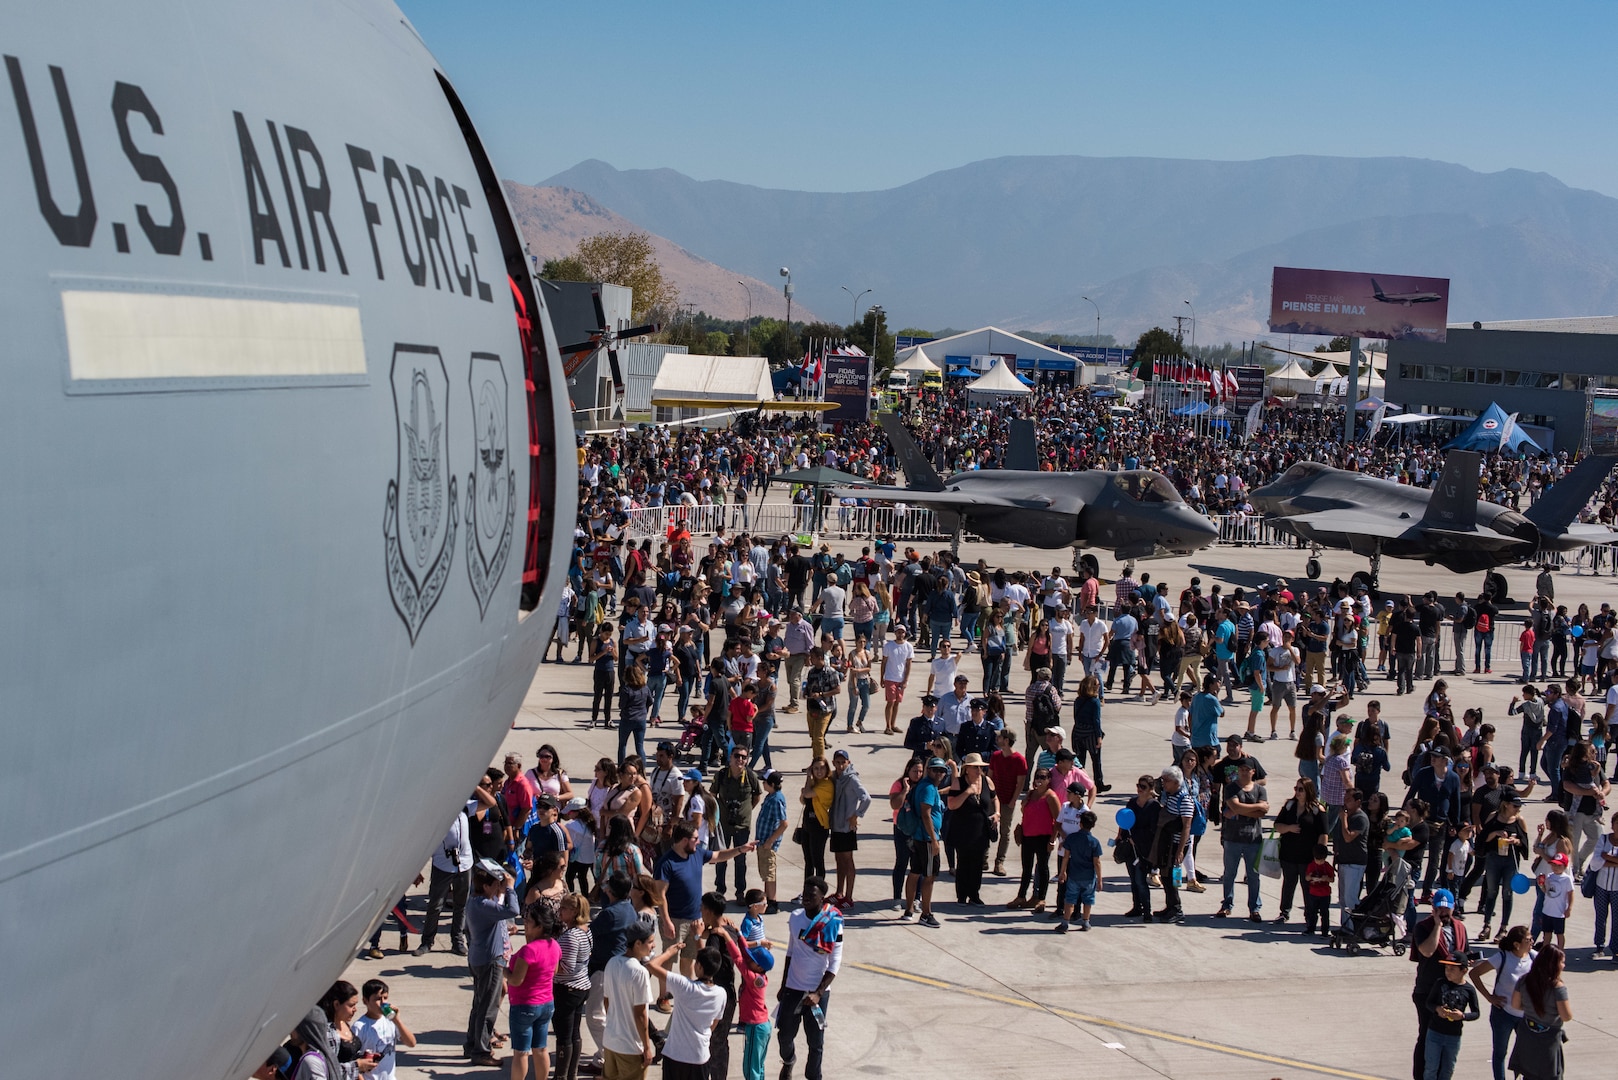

{"left": 1269, "top": 266, "right": 1450, "bottom": 341}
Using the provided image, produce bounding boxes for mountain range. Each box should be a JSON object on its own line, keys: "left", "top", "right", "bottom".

{"left": 502, "top": 182, "right": 817, "bottom": 324}
{"left": 535, "top": 155, "right": 1618, "bottom": 342}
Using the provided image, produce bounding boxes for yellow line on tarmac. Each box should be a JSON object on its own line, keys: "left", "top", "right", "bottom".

{"left": 852, "top": 962, "right": 1390, "bottom": 1080}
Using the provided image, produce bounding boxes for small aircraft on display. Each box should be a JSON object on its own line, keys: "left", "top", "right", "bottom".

{"left": 834, "top": 412, "right": 1218, "bottom": 572}
{"left": 1251, "top": 451, "right": 1618, "bottom": 598}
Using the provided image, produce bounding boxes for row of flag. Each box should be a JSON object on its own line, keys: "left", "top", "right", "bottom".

{"left": 798, "top": 340, "right": 867, "bottom": 392}
{"left": 1151, "top": 358, "right": 1241, "bottom": 400}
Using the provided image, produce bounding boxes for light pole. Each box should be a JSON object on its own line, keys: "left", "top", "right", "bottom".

{"left": 737, "top": 280, "right": 753, "bottom": 355}
{"left": 779, "top": 267, "right": 793, "bottom": 333}
{"left": 1080, "top": 295, "right": 1100, "bottom": 348}
{"left": 1183, "top": 300, "right": 1196, "bottom": 355}
{"left": 842, "top": 285, "right": 871, "bottom": 332}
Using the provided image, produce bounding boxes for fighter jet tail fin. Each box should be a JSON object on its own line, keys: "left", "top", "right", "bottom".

{"left": 1525, "top": 454, "right": 1618, "bottom": 532}
{"left": 876, "top": 412, "right": 945, "bottom": 491}
{"left": 1421, "top": 450, "right": 1481, "bottom": 531}
{"left": 1006, "top": 420, "right": 1038, "bottom": 472}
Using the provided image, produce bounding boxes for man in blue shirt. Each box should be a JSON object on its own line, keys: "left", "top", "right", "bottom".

{"left": 900, "top": 758, "right": 948, "bottom": 928}
{"left": 1190, "top": 674, "right": 1224, "bottom": 751}
{"left": 1106, "top": 608, "right": 1139, "bottom": 696}
{"left": 754, "top": 770, "right": 790, "bottom": 914}
{"left": 654, "top": 823, "right": 755, "bottom": 977}
{"left": 1212, "top": 608, "right": 1237, "bottom": 704}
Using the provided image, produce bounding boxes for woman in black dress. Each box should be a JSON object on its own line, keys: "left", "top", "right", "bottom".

{"left": 946, "top": 753, "right": 999, "bottom": 905}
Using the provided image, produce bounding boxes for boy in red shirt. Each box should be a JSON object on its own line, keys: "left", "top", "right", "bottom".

{"left": 1303, "top": 841, "right": 1336, "bottom": 935}
{"left": 729, "top": 683, "right": 759, "bottom": 756}
{"left": 989, "top": 729, "right": 1029, "bottom": 875}
{"left": 1518, "top": 624, "right": 1535, "bottom": 682}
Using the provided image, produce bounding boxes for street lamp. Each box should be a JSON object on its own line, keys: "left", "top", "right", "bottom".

{"left": 1183, "top": 299, "right": 1197, "bottom": 354}
{"left": 780, "top": 267, "right": 793, "bottom": 331}
{"left": 842, "top": 285, "right": 872, "bottom": 330}
{"left": 737, "top": 280, "right": 753, "bottom": 355}
{"left": 1080, "top": 295, "right": 1100, "bottom": 348}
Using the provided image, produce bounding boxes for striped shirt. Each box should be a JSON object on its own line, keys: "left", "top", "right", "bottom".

{"left": 754, "top": 790, "right": 788, "bottom": 851}
{"left": 1161, "top": 788, "right": 1195, "bottom": 824}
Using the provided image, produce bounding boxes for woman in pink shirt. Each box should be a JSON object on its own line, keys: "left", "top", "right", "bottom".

{"left": 504, "top": 904, "right": 562, "bottom": 1080}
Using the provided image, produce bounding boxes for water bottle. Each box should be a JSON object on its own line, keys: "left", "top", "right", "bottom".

{"left": 1172, "top": 866, "right": 1183, "bottom": 888}
{"left": 808, "top": 1002, "right": 826, "bottom": 1030}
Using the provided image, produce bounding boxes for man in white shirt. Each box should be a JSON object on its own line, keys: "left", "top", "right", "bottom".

{"left": 881, "top": 624, "right": 916, "bottom": 735}
{"left": 777, "top": 879, "right": 843, "bottom": 1080}
{"left": 1048, "top": 606, "right": 1077, "bottom": 693}
{"left": 1266, "top": 629, "right": 1300, "bottom": 740}
{"left": 602, "top": 924, "right": 657, "bottom": 1077}
{"left": 645, "top": 942, "right": 727, "bottom": 1076}
{"left": 414, "top": 809, "right": 472, "bottom": 955}
{"left": 1076, "top": 606, "right": 1110, "bottom": 680}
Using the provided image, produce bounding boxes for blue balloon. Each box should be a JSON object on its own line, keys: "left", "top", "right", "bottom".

{"left": 1572, "top": 625, "right": 1584, "bottom": 639}
{"left": 1115, "top": 806, "right": 1136, "bottom": 829}
{"left": 1511, "top": 872, "right": 1533, "bottom": 895}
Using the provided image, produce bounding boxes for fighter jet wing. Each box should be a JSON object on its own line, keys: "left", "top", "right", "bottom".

{"left": 1284, "top": 509, "right": 1423, "bottom": 540}
{"left": 829, "top": 486, "right": 1080, "bottom": 513}
{"left": 1419, "top": 528, "right": 1534, "bottom": 551}
{"left": 1552, "top": 523, "right": 1618, "bottom": 547}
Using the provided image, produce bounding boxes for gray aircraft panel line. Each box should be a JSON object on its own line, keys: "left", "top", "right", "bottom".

{"left": 0, "top": 4, "right": 574, "bottom": 1078}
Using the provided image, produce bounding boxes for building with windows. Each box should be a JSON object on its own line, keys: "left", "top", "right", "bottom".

{"left": 1385, "top": 317, "right": 1618, "bottom": 452}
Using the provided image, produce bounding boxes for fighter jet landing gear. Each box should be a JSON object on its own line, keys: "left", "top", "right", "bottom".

{"left": 1349, "top": 550, "right": 1382, "bottom": 597}
{"left": 1305, "top": 544, "right": 1324, "bottom": 580}
{"left": 1072, "top": 550, "right": 1100, "bottom": 579}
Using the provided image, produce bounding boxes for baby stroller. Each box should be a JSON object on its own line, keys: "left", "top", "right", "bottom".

{"left": 1330, "top": 858, "right": 1411, "bottom": 956}
{"left": 673, "top": 708, "right": 707, "bottom": 764}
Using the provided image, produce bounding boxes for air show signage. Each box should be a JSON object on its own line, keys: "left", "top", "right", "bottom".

{"left": 1269, "top": 266, "right": 1450, "bottom": 343}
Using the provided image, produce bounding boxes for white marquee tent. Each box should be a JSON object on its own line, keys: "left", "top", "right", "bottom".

{"left": 964, "top": 357, "right": 1032, "bottom": 402}
{"left": 1266, "top": 358, "right": 1322, "bottom": 397}
{"left": 893, "top": 345, "right": 940, "bottom": 373}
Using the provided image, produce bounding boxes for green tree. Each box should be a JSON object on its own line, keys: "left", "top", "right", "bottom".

{"left": 1131, "top": 326, "right": 1184, "bottom": 379}
{"left": 567, "top": 230, "right": 678, "bottom": 322}
{"left": 895, "top": 326, "right": 933, "bottom": 339}
{"left": 540, "top": 255, "right": 588, "bottom": 281}
{"left": 1316, "top": 335, "right": 1352, "bottom": 353}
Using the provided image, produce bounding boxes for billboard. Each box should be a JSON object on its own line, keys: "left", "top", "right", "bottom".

{"left": 1590, "top": 391, "right": 1618, "bottom": 453}
{"left": 1269, "top": 266, "right": 1450, "bottom": 343}
{"left": 1230, "top": 365, "right": 1267, "bottom": 410}
{"left": 822, "top": 355, "right": 871, "bottom": 422}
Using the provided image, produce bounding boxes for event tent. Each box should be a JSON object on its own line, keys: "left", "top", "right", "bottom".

{"left": 651, "top": 354, "right": 773, "bottom": 412}
{"left": 964, "top": 357, "right": 1032, "bottom": 402}
{"left": 893, "top": 345, "right": 942, "bottom": 373}
{"left": 1266, "top": 359, "right": 1321, "bottom": 396}
{"left": 1443, "top": 402, "right": 1544, "bottom": 455}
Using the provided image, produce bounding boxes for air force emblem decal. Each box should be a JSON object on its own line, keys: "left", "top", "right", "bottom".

{"left": 465, "top": 352, "right": 515, "bottom": 618}
{"left": 384, "top": 344, "right": 457, "bottom": 643}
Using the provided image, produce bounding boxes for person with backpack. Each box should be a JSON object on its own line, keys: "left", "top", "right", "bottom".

{"left": 1473, "top": 596, "right": 1498, "bottom": 675}
{"left": 1024, "top": 668, "right": 1064, "bottom": 756}
{"left": 896, "top": 757, "right": 948, "bottom": 928}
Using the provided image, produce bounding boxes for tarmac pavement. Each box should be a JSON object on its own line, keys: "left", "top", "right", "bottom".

{"left": 346, "top": 536, "right": 1618, "bottom": 1080}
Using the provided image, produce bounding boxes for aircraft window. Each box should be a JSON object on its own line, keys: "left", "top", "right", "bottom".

{"left": 1115, "top": 472, "right": 1180, "bottom": 503}
{"left": 1282, "top": 461, "right": 1327, "bottom": 481}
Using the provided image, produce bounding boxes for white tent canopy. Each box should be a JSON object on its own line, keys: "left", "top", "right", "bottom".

{"left": 1325, "top": 373, "right": 1387, "bottom": 397}
{"left": 1261, "top": 342, "right": 1387, "bottom": 371}
{"left": 650, "top": 354, "right": 772, "bottom": 407}
{"left": 964, "top": 357, "right": 1032, "bottom": 401}
{"left": 1266, "top": 359, "right": 1321, "bottom": 396}
{"left": 894, "top": 345, "right": 940, "bottom": 372}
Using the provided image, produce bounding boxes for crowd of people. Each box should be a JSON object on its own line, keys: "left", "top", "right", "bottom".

{"left": 259, "top": 380, "right": 1618, "bottom": 1080}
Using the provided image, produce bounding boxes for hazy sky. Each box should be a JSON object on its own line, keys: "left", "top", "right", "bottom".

{"left": 400, "top": 1, "right": 1618, "bottom": 197}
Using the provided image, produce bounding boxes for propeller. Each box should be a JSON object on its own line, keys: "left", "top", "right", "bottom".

{"left": 558, "top": 287, "right": 658, "bottom": 392}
